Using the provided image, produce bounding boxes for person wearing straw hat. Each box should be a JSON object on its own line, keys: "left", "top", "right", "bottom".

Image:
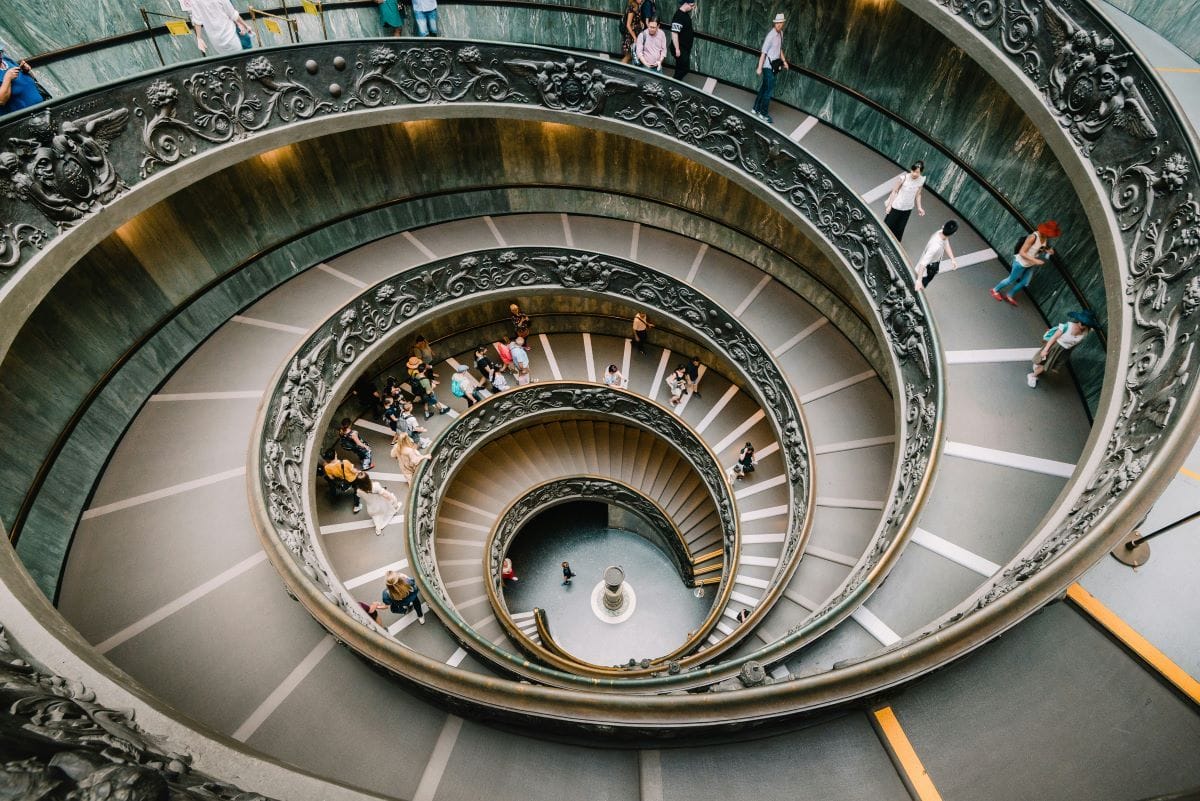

{"left": 1027, "top": 309, "right": 1098, "bottom": 388}
{"left": 991, "top": 220, "right": 1061, "bottom": 306}
{"left": 751, "top": 13, "right": 789, "bottom": 123}
{"left": 406, "top": 356, "right": 450, "bottom": 419}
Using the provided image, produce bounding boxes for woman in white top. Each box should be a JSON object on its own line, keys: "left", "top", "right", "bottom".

{"left": 354, "top": 475, "right": 402, "bottom": 535}
{"left": 186, "top": 0, "right": 252, "bottom": 56}
{"left": 604, "top": 363, "right": 627, "bottom": 388}
{"left": 1028, "top": 310, "right": 1097, "bottom": 388}
{"left": 883, "top": 160, "right": 927, "bottom": 240}
{"left": 913, "top": 221, "right": 959, "bottom": 291}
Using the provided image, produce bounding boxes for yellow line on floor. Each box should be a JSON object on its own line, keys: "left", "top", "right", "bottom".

{"left": 1067, "top": 583, "right": 1200, "bottom": 705}
{"left": 1178, "top": 466, "right": 1200, "bottom": 482}
{"left": 873, "top": 706, "right": 943, "bottom": 801}
{"left": 1156, "top": 67, "right": 1200, "bottom": 73}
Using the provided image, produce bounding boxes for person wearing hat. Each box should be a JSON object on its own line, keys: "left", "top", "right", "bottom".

{"left": 450, "top": 364, "right": 486, "bottom": 407}
{"left": 752, "top": 13, "right": 789, "bottom": 123}
{"left": 670, "top": 0, "right": 696, "bottom": 81}
{"left": 1, "top": 41, "right": 48, "bottom": 116}
{"left": 406, "top": 356, "right": 450, "bottom": 419}
{"left": 1027, "top": 310, "right": 1097, "bottom": 388}
{"left": 991, "top": 220, "right": 1061, "bottom": 306}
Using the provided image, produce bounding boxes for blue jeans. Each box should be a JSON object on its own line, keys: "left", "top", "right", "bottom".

{"left": 753, "top": 67, "right": 776, "bottom": 115}
{"left": 414, "top": 8, "right": 438, "bottom": 36}
{"left": 994, "top": 255, "right": 1033, "bottom": 296}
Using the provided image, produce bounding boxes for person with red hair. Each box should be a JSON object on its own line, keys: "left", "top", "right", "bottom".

{"left": 990, "top": 220, "right": 1060, "bottom": 306}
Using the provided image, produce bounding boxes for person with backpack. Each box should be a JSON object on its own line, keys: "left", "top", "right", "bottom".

{"left": 666, "top": 365, "right": 688, "bottom": 406}
{"left": 406, "top": 356, "right": 450, "bottom": 419}
{"left": 451, "top": 364, "right": 486, "bottom": 408}
{"left": 619, "top": 0, "right": 644, "bottom": 64}
{"left": 1027, "top": 310, "right": 1097, "bottom": 388}
{"left": 991, "top": 220, "right": 1060, "bottom": 306}
{"left": 732, "top": 442, "right": 756, "bottom": 480}
{"left": 337, "top": 418, "right": 373, "bottom": 471}
{"left": 635, "top": 17, "right": 668, "bottom": 72}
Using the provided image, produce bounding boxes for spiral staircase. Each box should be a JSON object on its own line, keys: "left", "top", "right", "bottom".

{"left": 1, "top": 1, "right": 1199, "bottom": 799}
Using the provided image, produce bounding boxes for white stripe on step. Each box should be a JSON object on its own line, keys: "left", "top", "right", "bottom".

{"left": 538, "top": 333, "right": 562, "bottom": 380}
{"left": 851, "top": 606, "right": 900, "bottom": 646}
{"left": 813, "top": 435, "right": 896, "bottom": 455}
{"left": 344, "top": 559, "right": 408, "bottom": 590}
{"left": 230, "top": 315, "right": 308, "bottom": 335}
{"left": 83, "top": 467, "right": 245, "bottom": 520}
{"left": 686, "top": 243, "right": 708, "bottom": 284}
{"left": 734, "top": 274, "right": 772, "bottom": 316}
{"left": 484, "top": 215, "right": 507, "bottom": 246}
{"left": 714, "top": 409, "right": 766, "bottom": 454}
{"left": 232, "top": 635, "right": 336, "bottom": 741}
{"left": 583, "top": 333, "right": 597, "bottom": 382}
{"left": 772, "top": 317, "right": 828, "bottom": 357}
{"left": 317, "top": 262, "right": 367, "bottom": 288}
{"left": 944, "top": 348, "right": 1040, "bottom": 365}
{"left": 649, "top": 349, "right": 671, "bottom": 401}
{"left": 734, "top": 473, "right": 786, "bottom": 500}
{"left": 862, "top": 176, "right": 898, "bottom": 204}
{"left": 800, "top": 371, "right": 876, "bottom": 404}
{"left": 944, "top": 440, "right": 1075, "bottom": 478}
{"left": 911, "top": 526, "right": 1001, "bottom": 577}
{"left": 403, "top": 231, "right": 436, "bottom": 259}
{"left": 789, "top": 115, "right": 819, "bottom": 142}
{"left": 560, "top": 213, "right": 574, "bottom": 247}
{"left": 695, "top": 385, "right": 738, "bottom": 434}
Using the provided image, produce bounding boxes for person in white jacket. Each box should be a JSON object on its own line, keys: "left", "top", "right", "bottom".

{"left": 184, "top": 0, "right": 252, "bottom": 56}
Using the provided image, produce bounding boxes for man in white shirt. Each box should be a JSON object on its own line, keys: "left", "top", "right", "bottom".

{"left": 913, "top": 221, "right": 960, "bottom": 291}
{"left": 752, "top": 13, "right": 788, "bottom": 123}
{"left": 183, "top": 0, "right": 252, "bottom": 56}
{"left": 635, "top": 18, "right": 668, "bottom": 72}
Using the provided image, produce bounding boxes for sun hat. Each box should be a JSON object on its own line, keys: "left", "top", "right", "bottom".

{"left": 1037, "top": 220, "right": 1062, "bottom": 238}
{"left": 773, "top": 12, "right": 785, "bottom": 23}
{"left": 406, "top": 356, "right": 422, "bottom": 370}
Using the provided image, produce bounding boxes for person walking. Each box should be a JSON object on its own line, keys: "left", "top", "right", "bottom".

{"left": 883, "top": 161, "right": 927, "bottom": 241}
{"left": 670, "top": 0, "right": 696, "bottom": 80}
{"left": 619, "top": 0, "right": 644, "bottom": 64}
{"left": 337, "top": 418, "right": 374, "bottom": 470}
{"left": 666, "top": 365, "right": 688, "bottom": 406}
{"left": 318, "top": 450, "right": 362, "bottom": 512}
{"left": 406, "top": 357, "right": 450, "bottom": 419}
{"left": 187, "top": 0, "right": 253, "bottom": 56}
{"left": 510, "top": 303, "right": 531, "bottom": 339}
{"left": 451, "top": 364, "right": 486, "bottom": 407}
{"left": 374, "top": 0, "right": 405, "bottom": 36}
{"left": 562, "top": 561, "right": 577, "bottom": 585}
{"left": 635, "top": 18, "right": 668, "bottom": 72}
{"left": 353, "top": 474, "right": 402, "bottom": 535}
{"left": 510, "top": 336, "right": 532, "bottom": 384}
{"left": 991, "top": 220, "right": 1061, "bottom": 307}
{"left": 1028, "top": 310, "right": 1097, "bottom": 388}
{"left": 382, "top": 571, "right": 425, "bottom": 624}
{"left": 684, "top": 356, "right": 703, "bottom": 398}
{"left": 913, "top": 221, "right": 960, "bottom": 291}
{"left": 390, "top": 432, "right": 430, "bottom": 484}
{"left": 632, "top": 312, "right": 653, "bottom": 355}
{"left": 495, "top": 336, "right": 516, "bottom": 375}
{"left": 475, "top": 345, "right": 501, "bottom": 391}
{"left": 751, "top": 13, "right": 788, "bottom": 123}
{"left": 412, "top": 0, "right": 438, "bottom": 36}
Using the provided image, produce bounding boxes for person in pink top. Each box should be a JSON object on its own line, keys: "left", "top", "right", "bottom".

{"left": 495, "top": 336, "right": 515, "bottom": 374}
{"left": 635, "top": 18, "right": 668, "bottom": 71}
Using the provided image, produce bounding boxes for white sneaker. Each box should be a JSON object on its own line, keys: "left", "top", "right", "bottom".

{"left": 1026, "top": 372, "right": 1038, "bottom": 388}
{"left": 418, "top": 616, "right": 426, "bottom": 625}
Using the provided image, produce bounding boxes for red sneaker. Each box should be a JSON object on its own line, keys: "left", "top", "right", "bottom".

{"left": 989, "top": 289, "right": 1003, "bottom": 302}
{"left": 1004, "top": 295, "right": 1019, "bottom": 306}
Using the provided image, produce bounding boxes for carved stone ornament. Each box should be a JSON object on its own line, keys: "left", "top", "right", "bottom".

{"left": 910, "top": 1, "right": 1200, "bottom": 629}
{"left": 0, "top": 627, "right": 274, "bottom": 800}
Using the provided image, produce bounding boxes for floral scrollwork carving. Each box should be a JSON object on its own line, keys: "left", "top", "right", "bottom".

{"left": 506, "top": 55, "right": 635, "bottom": 113}
{"left": 0, "top": 222, "right": 47, "bottom": 269}
{"left": 349, "top": 45, "right": 524, "bottom": 107}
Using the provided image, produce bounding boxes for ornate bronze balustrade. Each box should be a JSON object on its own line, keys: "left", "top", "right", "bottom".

{"left": 413, "top": 395, "right": 737, "bottom": 680}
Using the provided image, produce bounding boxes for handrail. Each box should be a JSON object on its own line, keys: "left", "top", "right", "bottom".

{"left": 459, "top": 420, "right": 735, "bottom": 678}
{"left": 12, "top": 0, "right": 1099, "bottom": 338}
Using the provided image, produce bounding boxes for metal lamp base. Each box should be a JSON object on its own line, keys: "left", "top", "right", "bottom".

{"left": 1111, "top": 530, "right": 1151, "bottom": 567}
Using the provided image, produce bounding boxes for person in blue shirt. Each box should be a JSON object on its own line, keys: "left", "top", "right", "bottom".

{"left": 0, "top": 42, "right": 45, "bottom": 116}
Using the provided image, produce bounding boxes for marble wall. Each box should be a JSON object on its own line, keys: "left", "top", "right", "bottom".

{"left": 4, "top": 0, "right": 1107, "bottom": 409}
{"left": 5, "top": 118, "right": 867, "bottom": 596}
{"left": 1103, "top": 0, "right": 1200, "bottom": 59}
